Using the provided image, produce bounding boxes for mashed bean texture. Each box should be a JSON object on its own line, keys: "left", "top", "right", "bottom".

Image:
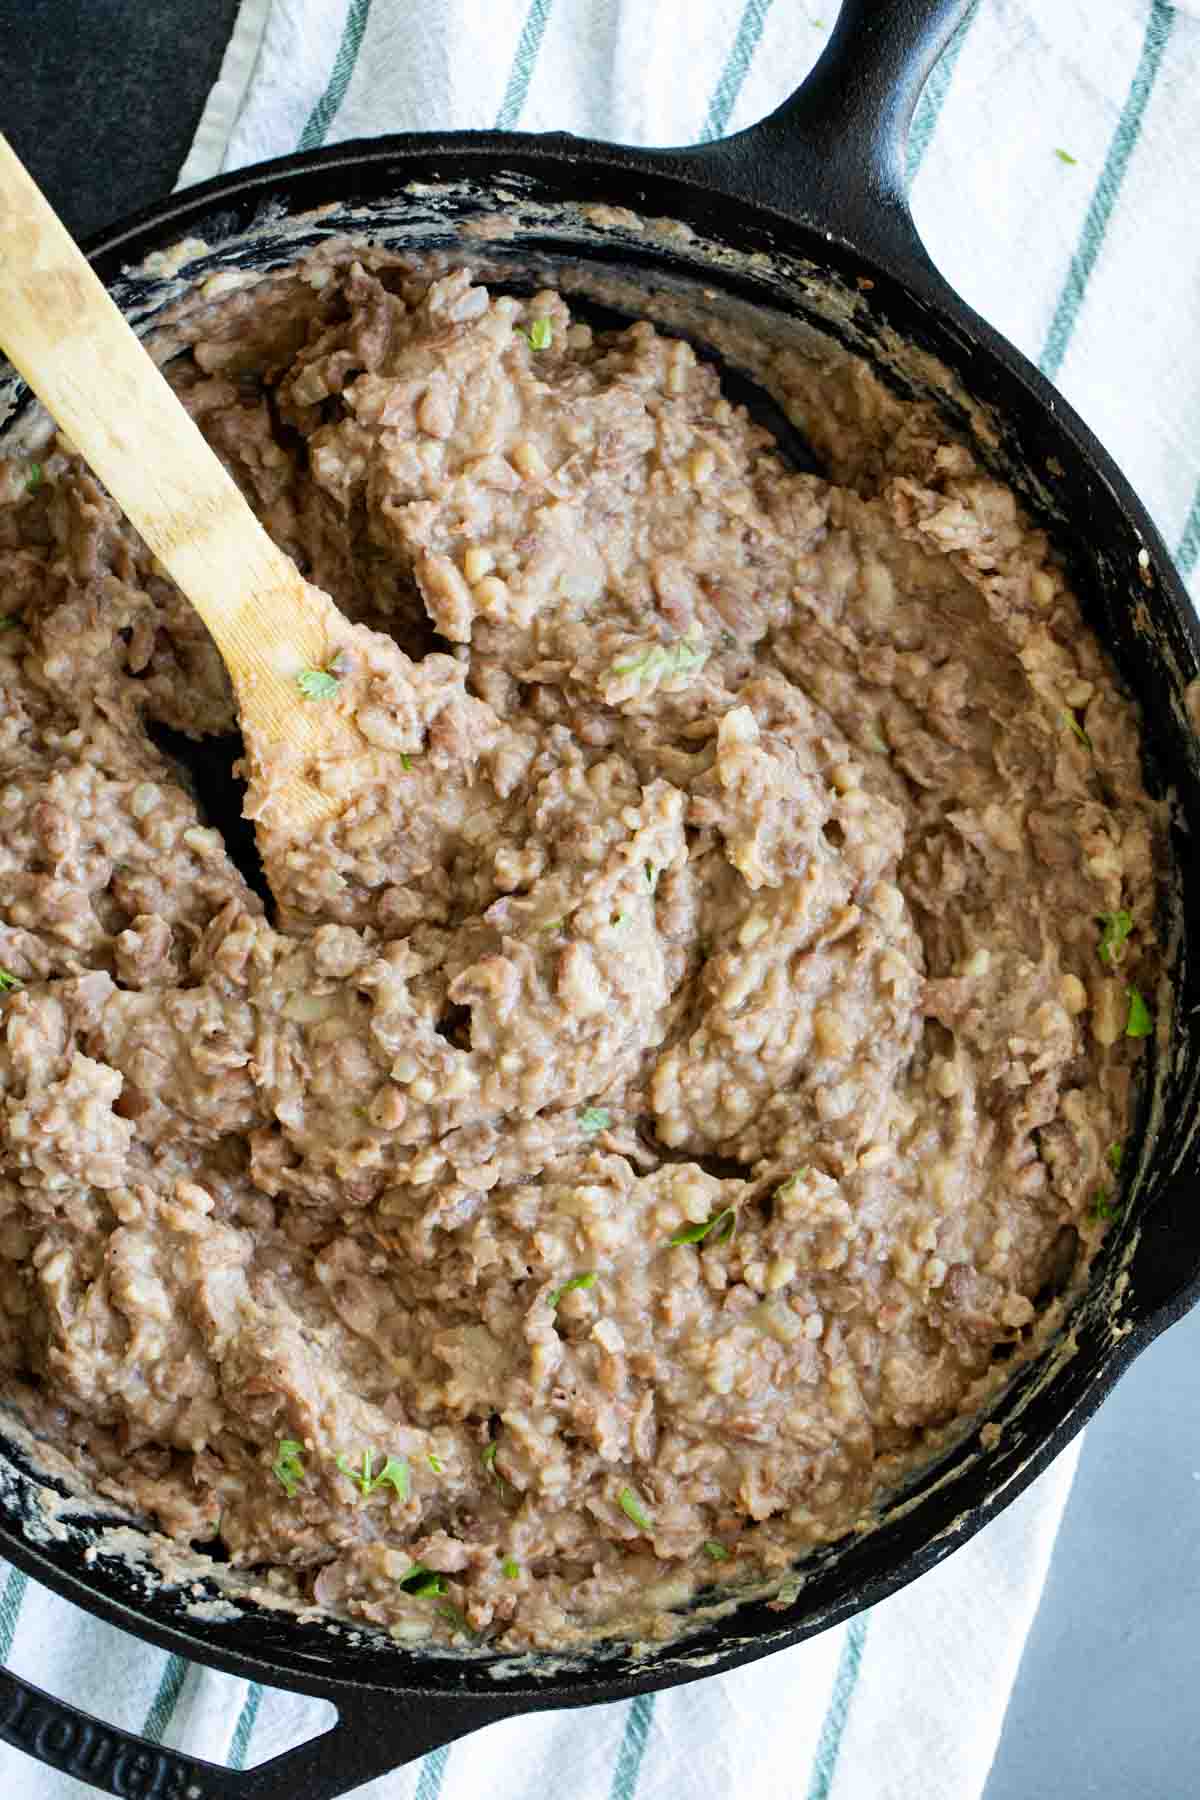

{"left": 0, "top": 259, "right": 1159, "bottom": 1650}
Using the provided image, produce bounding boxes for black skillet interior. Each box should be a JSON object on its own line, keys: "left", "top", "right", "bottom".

{"left": 1, "top": 2, "right": 1200, "bottom": 1795}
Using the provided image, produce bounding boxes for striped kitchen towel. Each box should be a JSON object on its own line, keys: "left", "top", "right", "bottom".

{"left": 2, "top": 1, "right": 1197, "bottom": 1796}
{"left": 0, "top": 1448, "right": 1081, "bottom": 1800}
{"left": 175, "top": 0, "right": 1200, "bottom": 595}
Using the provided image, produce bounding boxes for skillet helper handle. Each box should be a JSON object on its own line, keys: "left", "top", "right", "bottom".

{"left": 0, "top": 1663, "right": 514, "bottom": 1799}
{"left": 675, "top": 0, "right": 974, "bottom": 272}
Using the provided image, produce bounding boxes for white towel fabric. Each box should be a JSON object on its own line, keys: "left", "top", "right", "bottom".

{"left": 4, "top": 2, "right": 1198, "bottom": 1796}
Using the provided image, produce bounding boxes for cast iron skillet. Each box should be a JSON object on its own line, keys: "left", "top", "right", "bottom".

{"left": 2, "top": 1, "right": 1199, "bottom": 1792}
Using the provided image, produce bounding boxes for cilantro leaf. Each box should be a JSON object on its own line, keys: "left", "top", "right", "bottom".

{"left": 1097, "top": 910, "right": 1133, "bottom": 966}
{"left": 1125, "top": 987, "right": 1152, "bottom": 1038}
{"left": 480, "top": 1439, "right": 512, "bottom": 1501}
{"left": 1107, "top": 1142, "right": 1124, "bottom": 1173}
{"left": 619, "top": 1486, "right": 654, "bottom": 1533}
{"left": 501, "top": 1557, "right": 520, "bottom": 1579}
{"left": 400, "top": 1565, "right": 447, "bottom": 1597}
{"left": 373, "top": 1455, "right": 409, "bottom": 1498}
{"left": 774, "top": 1170, "right": 809, "bottom": 1205}
{"left": 668, "top": 1207, "right": 737, "bottom": 1248}
{"left": 296, "top": 667, "right": 340, "bottom": 701}
{"left": 611, "top": 636, "right": 709, "bottom": 687}
{"left": 400, "top": 753, "right": 414, "bottom": 771}
{"left": 1091, "top": 1187, "right": 1119, "bottom": 1222}
{"left": 579, "top": 1106, "right": 610, "bottom": 1134}
{"left": 1062, "top": 708, "right": 1092, "bottom": 750}
{"left": 549, "top": 1271, "right": 597, "bottom": 1308}
{"left": 0, "top": 969, "right": 23, "bottom": 993}
{"left": 336, "top": 1449, "right": 410, "bottom": 1498}
{"left": 25, "top": 462, "right": 43, "bottom": 491}
{"left": 703, "top": 1540, "right": 729, "bottom": 1561}
{"left": 271, "top": 1438, "right": 305, "bottom": 1498}
{"left": 427, "top": 1452, "right": 444, "bottom": 1474}
{"left": 1055, "top": 147, "right": 1078, "bottom": 165}
{"left": 521, "top": 317, "right": 552, "bottom": 351}
{"left": 481, "top": 1443, "right": 498, "bottom": 1471}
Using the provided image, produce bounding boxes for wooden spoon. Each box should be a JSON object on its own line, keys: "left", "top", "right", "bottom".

{"left": 0, "top": 134, "right": 351, "bottom": 829}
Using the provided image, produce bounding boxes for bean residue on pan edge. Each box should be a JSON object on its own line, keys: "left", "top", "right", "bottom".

{"left": 0, "top": 256, "right": 1160, "bottom": 1651}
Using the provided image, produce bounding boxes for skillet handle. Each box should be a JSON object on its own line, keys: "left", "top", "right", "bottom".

{"left": 673, "top": 0, "right": 975, "bottom": 276}
{"left": 0, "top": 1663, "right": 515, "bottom": 1798}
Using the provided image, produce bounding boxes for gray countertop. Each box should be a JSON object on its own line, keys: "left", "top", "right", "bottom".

{"left": 985, "top": 1306, "right": 1200, "bottom": 1800}
{"left": 4, "top": 5, "right": 1200, "bottom": 1794}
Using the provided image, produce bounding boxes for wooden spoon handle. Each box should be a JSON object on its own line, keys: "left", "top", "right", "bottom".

{"left": 0, "top": 136, "right": 344, "bottom": 819}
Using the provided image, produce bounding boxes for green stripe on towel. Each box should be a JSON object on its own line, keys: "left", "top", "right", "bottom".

{"left": 1039, "top": 1, "right": 1175, "bottom": 382}
{"left": 142, "top": 1653, "right": 188, "bottom": 1744}
{"left": 298, "top": 0, "right": 375, "bottom": 151}
{"left": 230, "top": 1681, "right": 264, "bottom": 1770}
{"left": 415, "top": 1742, "right": 452, "bottom": 1800}
{"left": 609, "top": 1692, "right": 656, "bottom": 1800}
{"left": 0, "top": 1566, "right": 27, "bottom": 1662}
{"left": 1177, "top": 480, "right": 1200, "bottom": 581}
{"left": 906, "top": 0, "right": 980, "bottom": 181}
{"left": 805, "top": 1614, "right": 870, "bottom": 1800}
{"left": 495, "top": 0, "right": 556, "bottom": 130}
{"left": 701, "top": 0, "right": 778, "bottom": 142}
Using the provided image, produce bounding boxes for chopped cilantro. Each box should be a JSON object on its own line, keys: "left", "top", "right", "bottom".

{"left": 1063, "top": 708, "right": 1092, "bottom": 750}
{"left": 481, "top": 1440, "right": 511, "bottom": 1500}
{"left": 774, "top": 1170, "right": 809, "bottom": 1204}
{"left": 399, "top": 1564, "right": 446, "bottom": 1597}
{"left": 611, "top": 637, "right": 709, "bottom": 687}
{"left": 1125, "top": 987, "right": 1152, "bottom": 1038}
{"left": 271, "top": 1438, "right": 305, "bottom": 1498}
{"left": 427, "top": 1452, "right": 444, "bottom": 1474}
{"left": 400, "top": 753, "right": 413, "bottom": 771}
{"left": 296, "top": 667, "right": 340, "bottom": 701}
{"left": 1097, "top": 910, "right": 1133, "bottom": 967}
{"left": 579, "top": 1106, "right": 610, "bottom": 1134}
{"left": 1107, "top": 1142, "right": 1124, "bottom": 1174}
{"left": 501, "top": 1556, "right": 520, "bottom": 1579}
{"left": 668, "top": 1207, "right": 737, "bottom": 1248}
{"left": 25, "top": 462, "right": 43, "bottom": 491}
{"left": 336, "top": 1449, "right": 410, "bottom": 1499}
{"left": 644, "top": 861, "right": 658, "bottom": 890}
{"left": 1055, "top": 147, "right": 1078, "bottom": 165}
{"left": 0, "top": 969, "right": 23, "bottom": 993}
{"left": 619, "top": 1486, "right": 654, "bottom": 1533}
{"left": 1091, "top": 1188, "right": 1119, "bottom": 1222}
{"left": 480, "top": 1442, "right": 505, "bottom": 1492}
{"left": 549, "top": 1271, "right": 597, "bottom": 1308}
{"left": 703, "top": 1540, "right": 729, "bottom": 1561}
{"left": 519, "top": 317, "right": 552, "bottom": 351}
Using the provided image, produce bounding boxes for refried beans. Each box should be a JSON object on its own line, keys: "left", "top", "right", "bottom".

{"left": 0, "top": 255, "right": 1161, "bottom": 1651}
